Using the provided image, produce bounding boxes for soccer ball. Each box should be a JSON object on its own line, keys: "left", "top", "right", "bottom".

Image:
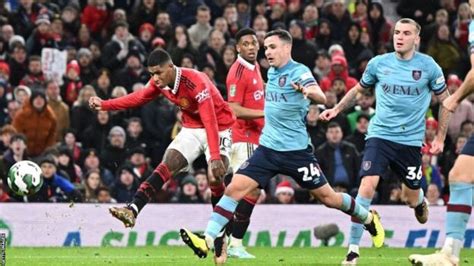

{"left": 7, "top": 160, "right": 43, "bottom": 196}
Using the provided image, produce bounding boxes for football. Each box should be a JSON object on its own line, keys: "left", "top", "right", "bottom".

{"left": 7, "top": 160, "right": 43, "bottom": 196}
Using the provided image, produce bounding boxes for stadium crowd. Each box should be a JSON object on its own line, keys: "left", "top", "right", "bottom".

{"left": 0, "top": 0, "right": 472, "bottom": 205}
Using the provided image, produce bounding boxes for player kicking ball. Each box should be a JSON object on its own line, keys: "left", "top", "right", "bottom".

{"left": 180, "top": 29, "right": 385, "bottom": 263}
{"left": 409, "top": 6, "right": 474, "bottom": 265}
{"left": 89, "top": 49, "right": 235, "bottom": 229}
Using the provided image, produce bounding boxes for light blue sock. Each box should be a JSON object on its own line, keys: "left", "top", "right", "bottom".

{"left": 446, "top": 183, "right": 472, "bottom": 241}
{"left": 417, "top": 189, "right": 424, "bottom": 206}
{"left": 205, "top": 195, "right": 238, "bottom": 239}
{"left": 349, "top": 195, "right": 372, "bottom": 245}
{"left": 340, "top": 193, "right": 370, "bottom": 224}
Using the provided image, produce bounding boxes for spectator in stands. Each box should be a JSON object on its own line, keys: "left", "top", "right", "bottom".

{"left": 302, "top": 4, "right": 319, "bottom": 40}
{"left": 420, "top": 146, "right": 443, "bottom": 192}
{"left": 396, "top": 0, "right": 439, "bottom": 26}
{"left": 320, "top": 55, "right": 358, "bottom": 93}
{"left": 101, "top": 126, "right": 128, "bottom": 174}
{"left": 71, "top": 85, "right": 96, "bottom": 141}
{"left": 11, "top": 0, "right": 44, "bottom": 38}
{"left": 236, "top": 0, "right": 251, "bottom": 28}
{"left": 331, "top": 78, "right": 347, "bottom": 100}
{"left": 166, "top": 0, "right": 203, "bottom": 27}
{"left": 113, "top": 51, "right": 149, "bottom": 92}
{"left": 222, "top": 44, "right": 237, "bottom": 74}
{"left": 61, "top": 129, "right": 82, "bottom": 163}
{"left": 316, "top": 122, "right": 360, "bottom": 194}
{"left": 81, "top": 0, "right": 112, "bottom": 40}
{"left": 137, "top": 23, "right": 155, "bottom": 52}
{"left": 13, "top": 85, "right": 31, "bottom": 108}
{"left": 323, "top": 90, "right": 351, "bottom": 137}
{"left": 127, "top": 146, "right": 152, "bottom": 182}
{"left": 198, "top": 29, "right": 226, "bottom": 83}
{"left": 82, "top": 148, "right": 114, "bottom": 187}
{"left": 362, "top": 2, "right": 392, "bottom": 53}
{"left": 267, "top": 1, "right": 286, "bottom": 30}
{"left": 188, "top": 5, "right": 213, "bottom": 50}
{"left": 26, "top": 14, "right": 58, "bottom": 56}
{"left": 31, "top": 156, "right": 82, "bottom": 203}
{"left": 82, "top": 110, "right": 111, "bottom": 153}
{"left": 343, "top": 22, "right": 374, "bottom": 75}
{"left": 154, "top": 11, "right": 173, "bottom": 44}
{"left": 111, "top": 163, "right": 139, "bottom": 203}
{"left": 61, "top": 5, "right": 80, "bottom": 42}
{"left": 195, "top": 170, "right": 211, "bottom": 203}
{"left": 101, "top": 21, "right": 145, "bottom": 73}
{"left": 445, "top": 75, "right": 474, "bottom": 140}
{"left": 0, "top": 125, "right": 16, "bottom": 154}
{"left": 351, "top": 0, "right": 368, "bottom": 24}
{"left": 77, "top": 24, "right": 92, "bottom": 50}
{"left": 169, "top": 25, "right": 198, "bottom": 67}
{"left": 289, "top": 19, "right": 317, "bottom": 70}
{"left": 346, "top": 113, "right": 369, "bottom": 155}
{"left": 252, "top": 14, "right": 268, "bottom": 32}
{"left": 5, "top": 100, "right": 20, "bottom": 125}
{"left": 2, "top": 25, "right": 15, "bottom": 48}
{"left": 453, "top": 3, "right": 471, "bottom": 52}
{"left": 214, "top": 17, "right": 231, "bottom": 41}
{"left": 313, "top": 50, "right": 331, "bottom": 82}
{"left": 426, "top": 183, "right": 445, "bottom": 206}
{"left": 46, "top": 80, "right": 70, "bottom": 142}
{"left": 274, "top": 180, "right": 294, "bottom": 204}
{"left": 421, "top": 9, "right": 449, "bottom": 52}
{"left": 97, "top": 187, "right": 116, "bottom": 203}
{"left": 19, "top": 56, "right": 45, "bottom": 90}
{"left": 346, "top": 90, "right": 375, "bottom": 132}
{"left": 306, "top": 104, "right": 326, "bottom": 150}
{"left": 13, "top": 90, "right": 57, "bottom": 157}
{"left": 130, "top": 0, "right": 159, "bottom": 35}
{"left": 0, "top": 134, "right": 28, "bottom": 187}
{"left": 326, "top": 0, "right": 352, "bottom": 42}
{"left": 8, "top": 44, "right": 28, "bottom": 87}
{"left": 172, "top": 175, "right": 203, "bottom": 203}
{"left": 77, "top": 48, "right": 98, "bottom": 86}
{"left": 223, "top": 3, "right": 240, "bottom": 37}
{"left": 426, "top": 24, "right": 461, "bottom": 75}
{"left": 62, "top": 60, "right": 83, "bottom": 106}
{"left": 83, "top": 169, "right": 103, "bottom": 203}
{"left": 460, "top": 120, "right": 473, "bottom": 138}
{"left": 180, "top": 53, "right": 196, "bottom": 68}
{"left": 125, "top": 117, "right": 147, "bottom": 151}
{"left": 439, "top": 134, "right": 468, "bottom": 179}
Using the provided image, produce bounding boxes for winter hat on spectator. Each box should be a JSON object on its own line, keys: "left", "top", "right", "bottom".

{"left": 152, "top": 37, "right": 166, "bottom": 48}
{"left": 0, "top": 62, "right": 10, "bottom": 77}
{"left": 67, "top": 60, "right": 80, "bottom": 75}
{"left": 331, "top": 55, "right": 347, "bottom": 68}
{"left": 447, "top": 74, "right": 462, "bottom": 87}
{"left": 77, "top": 48, "right": 92, "bottom": 59}
{"left": 426, "top": 117, "right": 438, "bottom": 130}
{"left": 275, "top": 180, "right": 294, "bottom": 196}
{"left": 8, "top": 35, "right": 25, "bottom": 49}
{"left": 14, "top": 85, "right": 31, "bottom": 99}
{"left": 109, "top": 126, "right": 126, "bottom": 140}
{"left": 181, "top": 175, "right": 198, "bottom": 187}
{"left": 36, "top": 14, "right": 51, "bottom": 25}
{"left": 328, "top": 44, "right": 345, "bottom": 57}
{"left": 139, "top": 23, "right": 155, "bottom": 35}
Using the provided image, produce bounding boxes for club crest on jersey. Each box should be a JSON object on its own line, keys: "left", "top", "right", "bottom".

{"left": 229, "top": 84, "right": 236, "bottom": 97}
{"left": 362, "top": 161, "right": 371, "bottom": 171}
{"left": 279, "top": 75, "right": 287, "bottom": 87}
{"left": 412, "top": 70, "right": 422, "bottom": 81}
{"left": 179, "top": 97, "right": 190, "bottom": 109}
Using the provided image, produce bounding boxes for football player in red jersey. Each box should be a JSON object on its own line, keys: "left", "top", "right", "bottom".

{"left": 89, "top": 48, "right": 235, "bottom": 228}
{"left": 224, "top": 28, "right": 265, "bottom": 259}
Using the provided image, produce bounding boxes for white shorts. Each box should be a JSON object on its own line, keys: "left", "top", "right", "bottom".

{"left": 230, "top": 142, "right": 258, "bottom": 173}
{"left": 167, "top": 127, "right": 232, "bottom": 170}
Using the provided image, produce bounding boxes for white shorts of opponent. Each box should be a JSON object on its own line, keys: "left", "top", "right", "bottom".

{"left": 229, "top": 142, "right": 258, "bottom": 174}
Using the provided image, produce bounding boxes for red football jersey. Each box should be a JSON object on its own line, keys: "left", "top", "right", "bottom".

{"left": 102, "top": 67, "right": 235, "bottom": 160}
{"left": 226, "top": 56, "right": 265, "bottom": 145}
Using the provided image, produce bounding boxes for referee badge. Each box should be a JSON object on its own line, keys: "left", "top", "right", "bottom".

{"left": 412, "top": 70, "right": 422, "bottom": 81}
{"left": 230, "top": 84, "right": 236, "bottom": 97}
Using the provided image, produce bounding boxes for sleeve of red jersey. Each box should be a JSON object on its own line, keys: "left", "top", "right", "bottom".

{"left": 101, "top": 80, "right": 161, "bottom": 111}
{"left": 194, "top": 82, "right": 221, "bottom": 161}
{"left": 226, "top": 67, "right": 247, "bottom": 103}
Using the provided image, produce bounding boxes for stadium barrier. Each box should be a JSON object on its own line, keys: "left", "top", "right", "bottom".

{"left": 1, "top": 203, "right": 473, "bottom": 248}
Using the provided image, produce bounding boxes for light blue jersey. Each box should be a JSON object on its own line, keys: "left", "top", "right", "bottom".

{"left": 360, "top": 52, "right": 446, "bottom": 147}
{"left": 260, "top": 59, "right": 317, "bottom": 151}
{"left": 469, "top": 20, "right": 474, "bottom": 53}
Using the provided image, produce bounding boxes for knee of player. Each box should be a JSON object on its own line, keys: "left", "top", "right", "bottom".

{"left": 448, "top": 168, "right": 470, "bottom": 183}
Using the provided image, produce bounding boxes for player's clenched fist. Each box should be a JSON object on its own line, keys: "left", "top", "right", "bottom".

{"left": 89, "top": 96, "right": 103, "bottom": 111}
{"left": 319, "top": 108, "right": 339, "bottom": 121}
{"left": 210, "top": 159, "right": 226, "bottom": 179}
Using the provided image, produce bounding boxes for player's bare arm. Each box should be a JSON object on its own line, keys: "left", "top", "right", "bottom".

{"left": 319, "top": 83, "right": 364, "bottom": 121}
{"left": 431, "top": 89, "right": 451, "bottom": 154}
{"left": 292, "top": 82, "right": 326, "bottom": 104}
{"left": 443, "top": 70, "right": 474, "bottom": 112}
{"left": 228, "top": 102, "right": 264, "bottom": 119}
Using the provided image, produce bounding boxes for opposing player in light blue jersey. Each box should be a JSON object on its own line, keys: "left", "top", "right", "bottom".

{"left": 409, "top": 10, "right": 474, "bottom": 266}
{"left": 320, "top": 18, "right": 452, "bottom": 265}
{"left": 179, "top": 29, "right": 385, "bottom": 261}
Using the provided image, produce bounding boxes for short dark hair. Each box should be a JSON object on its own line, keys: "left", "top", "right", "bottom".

{"left": 29, "top": 55, "right": 41, "bottom": 63}
{"left": 197, "top": 4, "right": 210, "bottom": 13}
{"left": 356, "top": 113, "right": 370, "bottom": 122}
{"left": 235, "top": 28, "right": 256, "bottom": 43}
{"left": 147, "top": 48, "right": 172, "bottom": 67}
{"left": 128, "top": 117, "right": 142, "bottom": 125}
{"left": 327, "top": 121, "right": 341, "bottom": 129}
{"left": 264, "top": 29, "right": 292, "bottom": 43}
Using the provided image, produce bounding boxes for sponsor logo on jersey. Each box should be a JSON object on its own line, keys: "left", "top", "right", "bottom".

{"left": 195, "top": 89, "right": 210, "bottom": 103}
{"left": 363, "top": 161, "right": 371, "bottom": 171}
{"left": 279, "top": 75, "right": 287, "bottom": 87}
{"left": 254, "top": 90, "right": 264, "bottom": 101}
{"left": 412, "top": 70, "right": 422, "bottom": 81}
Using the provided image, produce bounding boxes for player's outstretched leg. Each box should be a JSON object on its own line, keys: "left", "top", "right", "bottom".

{"left": 227, "top": 193, "right": 259, "bottom": 259}
{"left": 409, "top": 151, "right": 474, "bottom": 266}
{"left": 312, "top": 184, "right": 385, "bottom": 249}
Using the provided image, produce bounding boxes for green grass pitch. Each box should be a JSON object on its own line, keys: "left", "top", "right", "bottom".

{"left": 6, "top": 246, "right": 474, "bottom": 265}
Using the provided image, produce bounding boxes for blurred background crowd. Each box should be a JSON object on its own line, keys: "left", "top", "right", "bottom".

{"left": 0, "top": 0, "right": 472, "bottom": 206}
